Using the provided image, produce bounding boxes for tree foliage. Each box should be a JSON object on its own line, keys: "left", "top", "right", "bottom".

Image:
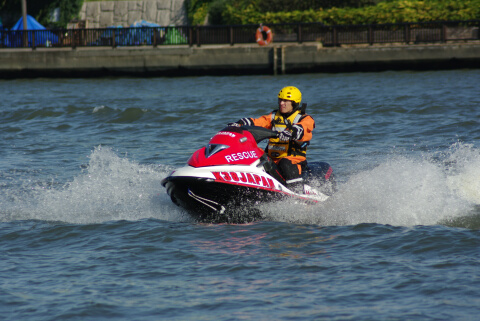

{"left": 187, "top": 0, "right": 216, "bottom": 25}
{"left": 0, "top": 0, "right": 83, "bottom": 28}
{"left": 37, "top": 0, "right": 84, "bottom": 28}
{"left": 187, "top": 0, "right": 480, "bottom": 26}
{"left": 188, "top": 0, "right": 379, "bottom": 25}
{"left": 254, "top": 0, "right": 380, "bottom": 12}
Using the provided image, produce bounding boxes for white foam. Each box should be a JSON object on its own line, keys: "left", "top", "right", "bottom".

{"left": 264, "top": 143, "right": 479, "bottom": 226}
{"left": 3, "top": 143, "right": 479, "bottom": 226}
{"left": 445, "top": 143, "right": 480, "bottom": 204}
{"left": 3, "top": 146, "right": 191, "bottom": 224}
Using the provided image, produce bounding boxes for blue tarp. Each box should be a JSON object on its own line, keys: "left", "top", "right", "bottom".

{"left": 130, "top": 20, "right": 161, "bottom": 28}
{"left": 2, "top": 15, "right": 59, "bottom": 47}
{"left": 11, "top": 15, "right": 46, "bottom": 30}
{"left": 93, "top": 21, "right": 187, "bottom": 46}
{"left": 93, "top": 20, "right": 164, "bottom": 46}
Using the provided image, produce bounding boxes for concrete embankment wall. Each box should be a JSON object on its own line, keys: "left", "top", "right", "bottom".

{"left": 1, "top": 43, "right": 480, "bottom": 78}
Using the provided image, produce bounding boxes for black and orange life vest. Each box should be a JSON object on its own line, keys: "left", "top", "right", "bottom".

{"left": 267, "top": 109, "right": 308, "bottom": 160}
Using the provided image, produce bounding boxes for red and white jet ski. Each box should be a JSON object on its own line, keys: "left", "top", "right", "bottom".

{"left": 161, "top": 126, "right": 336, "bottom": 223}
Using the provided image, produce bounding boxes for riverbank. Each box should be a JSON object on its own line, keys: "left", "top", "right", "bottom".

{"left": 1, "top": 42, "right": 480, "bottom": 78}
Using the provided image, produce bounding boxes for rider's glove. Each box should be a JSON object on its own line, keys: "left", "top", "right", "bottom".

{"left": 291, "top": 124, "right": 304, "bottom": 140}
{"left": 278, "top": 125, "right": 304, "bottom": 141}
{"left": 227, "top": 117, "right": 253, "bottom": 127}
{"left": 278, "top": 129, "right": 293, "bottom": 141}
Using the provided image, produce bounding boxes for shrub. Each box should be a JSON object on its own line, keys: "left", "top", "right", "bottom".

{"left": 190, "top": 0, "right": 480, "bottom": 25}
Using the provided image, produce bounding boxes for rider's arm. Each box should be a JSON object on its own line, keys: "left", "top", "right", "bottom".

{"left": 295, "top": 115, "right": 315, "bottom": 142}
{"left": 251, "top": 113, "right": 273, "bottom": 129}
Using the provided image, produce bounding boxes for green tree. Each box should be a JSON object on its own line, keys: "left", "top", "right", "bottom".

{"left": 37, "top": 0, "right": 84, "bottom": 28}
{"left": 188, "top": 0, "right": 216, "bottom": 25}
{"left": 0, "top": 0, "right": 83, "bottom": 28}
{"left": 195, "top": 0, "right": 394, "bottom": 25}
{"left": 220, "top": 0, "right": 480, "bottom": 25}
{"left": 255, "top": 0, "right": 379, "bottom": 12}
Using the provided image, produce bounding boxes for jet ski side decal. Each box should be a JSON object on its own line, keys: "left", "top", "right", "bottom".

{"left": 212, "top": 171, "right": 276, "bottom": 190}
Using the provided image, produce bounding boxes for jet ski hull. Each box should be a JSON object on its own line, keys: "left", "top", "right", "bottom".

{"left": 162, "top": 175, "right": 290, "bottom": 223}
{"left": 161, "top": 126, "right": 335, "bottom": 223}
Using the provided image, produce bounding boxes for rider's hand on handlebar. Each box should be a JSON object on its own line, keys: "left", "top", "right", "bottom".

{"left": 227, "top": 117, "right": 253, "bottom": 127}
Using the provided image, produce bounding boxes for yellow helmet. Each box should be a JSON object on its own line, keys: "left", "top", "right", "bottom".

{"left": 278, "top": 86, "right": 302, "bottom": 104}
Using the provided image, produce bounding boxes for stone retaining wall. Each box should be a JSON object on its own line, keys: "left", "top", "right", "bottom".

{"left": 2, "top": 43, "right": 480, "bottom": 78}
{"left": 79, "top": 0, "right": 187, "bottom": 28}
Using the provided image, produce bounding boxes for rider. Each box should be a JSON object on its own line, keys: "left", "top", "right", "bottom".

{"left": 228, "top": 86, "right": 315, "bottom": 192}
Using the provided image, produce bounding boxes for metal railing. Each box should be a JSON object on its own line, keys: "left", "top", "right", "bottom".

{"left": 1, "top": 20, "right": 479, "bottom": 49}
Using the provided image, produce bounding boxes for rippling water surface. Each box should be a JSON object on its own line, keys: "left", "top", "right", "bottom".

{"left": 1, "top": 70, "right": 480, "bottom": 320}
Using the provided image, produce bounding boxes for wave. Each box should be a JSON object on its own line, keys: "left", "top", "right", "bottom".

{"left": 0, "top": 146, "right": 191, "bottom": 224}
{"left": 1, "top": 143, "right": 479, "bottom": 228}
{"left": 0, "top": 104, "right": 224, "bottom": 128}
{"left": 262, "top": 143, "right": 480, "bottom": 227}
{"left": 1, "top": 105, "right": 152, "bottom": 122}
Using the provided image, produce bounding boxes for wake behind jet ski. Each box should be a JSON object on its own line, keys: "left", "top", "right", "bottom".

{"left": 161, "top": 125, "right": 336, "bottom": 223}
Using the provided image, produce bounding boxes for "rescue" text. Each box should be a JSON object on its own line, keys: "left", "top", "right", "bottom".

{"left": 224, "top": 151, "right": 258, "bottom": 163}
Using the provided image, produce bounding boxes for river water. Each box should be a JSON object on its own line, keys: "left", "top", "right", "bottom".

{"left": 1, "top": 70, "right": 480, "bottom": 320}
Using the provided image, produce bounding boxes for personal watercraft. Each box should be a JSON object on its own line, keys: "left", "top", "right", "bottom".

{"left": 161, "top": 126, "right": 336, "bottom": 223}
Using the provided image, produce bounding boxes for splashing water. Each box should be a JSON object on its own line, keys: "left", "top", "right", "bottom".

{"left": 444, "top": 143, "right": 480, "bottom": 204}
{"left": 2, "top": 146, "right": 190, "bottom": 224}
{"left": 2, "top": 144, "right": 479, "bottom": 226}
{"left": 264, "top": 143, "right": 480, "bottom": 226}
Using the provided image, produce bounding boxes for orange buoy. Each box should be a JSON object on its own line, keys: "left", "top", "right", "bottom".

{"left": 256, "top": 25, "right": 273, "bottom": 46}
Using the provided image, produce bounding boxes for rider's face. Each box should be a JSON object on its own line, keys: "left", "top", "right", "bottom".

{"left": 278, "top": 99, "right": 294, "bottom": 114}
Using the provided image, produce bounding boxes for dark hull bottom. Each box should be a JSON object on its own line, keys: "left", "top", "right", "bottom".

{"left": 162, "top": 176, "right": 286, "bottom": 223}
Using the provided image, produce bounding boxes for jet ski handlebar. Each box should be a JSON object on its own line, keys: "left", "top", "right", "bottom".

{"left": 238, "top": 126, "right": 278, "bottom": 143}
